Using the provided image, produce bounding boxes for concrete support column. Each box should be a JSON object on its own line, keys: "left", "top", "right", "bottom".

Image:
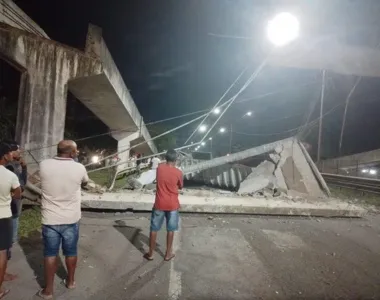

{"left": 16, "top": 70, "right": 68, "bottom": 168}
{"left": 112, "top": 131, "right": 139, "bottom": 171}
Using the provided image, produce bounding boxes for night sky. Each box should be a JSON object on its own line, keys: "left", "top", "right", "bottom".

{"left": 9, "top": 0, "right": 380, "bottom": 158}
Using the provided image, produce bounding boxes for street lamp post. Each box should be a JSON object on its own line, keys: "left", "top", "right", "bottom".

{"left": 317, "top": 70, "right": 326, "bottom": 163}
{"left": 229, "top": 124, "right": 233, "bottom": 153}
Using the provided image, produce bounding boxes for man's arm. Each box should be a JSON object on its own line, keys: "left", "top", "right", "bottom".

{"left": 177, "top": 172, "right": 184, "bottom": 190}
{"left": 20, "top": 159, "right": 28, "bottom": 188}
{"left": 81, "top": 166, "right": 89, "bottom": 189}
{"left": 11, "top": 173, "right": 21, "bottom": 199}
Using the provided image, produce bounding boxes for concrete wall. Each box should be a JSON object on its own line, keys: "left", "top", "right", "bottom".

{"left": 0, "top": 23, "right": 103, "bottom": 165}
{"left": 319, "top": 148, "right": 380, "bottom": 174}
{"left": 0, "top": 0, "right": 48, "bottom": 38}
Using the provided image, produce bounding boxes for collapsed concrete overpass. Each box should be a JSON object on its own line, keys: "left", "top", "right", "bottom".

{"left": 0, "top": 0, "right": 157, "bottom": 171}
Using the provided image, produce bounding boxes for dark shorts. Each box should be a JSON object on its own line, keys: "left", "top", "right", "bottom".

{"left": 0, "top": 218, "right": 13, "bottom": 251}
{"left": 42, "top": 223, "right": 80, "bottom": 257}
{"left": 150, "top": 209, "right": 179, "bottom": 232}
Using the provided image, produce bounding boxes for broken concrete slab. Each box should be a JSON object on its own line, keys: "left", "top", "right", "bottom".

{"left": 81, "top": 192, "right": 366, "bottom": 217}
{"left": 238, "top": 174, "right": 274, "bottom": 195}
{"left": 238, "top": 160, "right": 277, "bottom": 195}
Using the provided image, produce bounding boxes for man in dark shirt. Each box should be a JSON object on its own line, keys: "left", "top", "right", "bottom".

{"left": 4, "top": 141, "right": 27, "bottom": 244}
{"left": 144, "top": 149, "right": 183, "bottom": 262}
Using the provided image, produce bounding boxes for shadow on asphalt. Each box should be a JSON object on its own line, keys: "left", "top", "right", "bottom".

{"left": 87, "top": 260, "right": 164, "bottom": 300}
{"left": 113, "top": 220, "right": 165, "bottom": 258}
{"left": 19, "top": 230, "right": 67, "bottom": 287}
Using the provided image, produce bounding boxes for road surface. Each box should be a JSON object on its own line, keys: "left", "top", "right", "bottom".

{"left": 7, "top": 212, "right": 380, "bottom": 299}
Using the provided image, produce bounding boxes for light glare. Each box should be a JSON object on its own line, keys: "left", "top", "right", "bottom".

{"left": 213, "top": 108, "right": 221, "bottom": 114}
{"left": 199, "top": 125, "right": 207, "bottom": 132}
{"left": 91, "top": 155, "right": 99, "bottom": 164}
{"left": 267, "top": 12, "right": 299, "bottom": 47}
{"left": 219, "top": 127, "right": 226, "bottom": 133}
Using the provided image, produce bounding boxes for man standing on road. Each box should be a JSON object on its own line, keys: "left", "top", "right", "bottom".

{"left": 144, "top": 149, "right": 183, "bottom": 262}
{"left": 0, "top": 143, "right": 21, "bottom": 299}
{"left": 4, "top": 141, "right": 27, "bottom": 245}
{"left": 38, "top": 140, "right": 89, "bottom": 299}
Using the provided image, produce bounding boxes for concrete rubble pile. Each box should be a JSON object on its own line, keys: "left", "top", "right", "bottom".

{"left": 182, "top": 138, "right": 330, "bottom": 199}
{"left": 123, "top": 137, "right": 330, "bottom": 199}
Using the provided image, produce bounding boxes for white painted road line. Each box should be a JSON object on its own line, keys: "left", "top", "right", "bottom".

{"left": 168, "top": 219, "right": 182, "bottom": 300}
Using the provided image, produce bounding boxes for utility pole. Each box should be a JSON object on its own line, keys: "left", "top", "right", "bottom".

{"left": 229, "top": 124, "right": 233, "bottom": 154}
{"left": 339, "top": 76, "right": 362, "bottom": 155}
{"left": 317, "top": 70, "right": 326, "bottom": 163}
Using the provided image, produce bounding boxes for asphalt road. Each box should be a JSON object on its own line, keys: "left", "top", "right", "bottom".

{"left": 6, "top": 212, "right": 380, "bottom": 300}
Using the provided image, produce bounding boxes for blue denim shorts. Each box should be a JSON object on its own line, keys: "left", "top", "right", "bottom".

{"left": 150, "top": 209, "right": 179, "bottom": 232}
{"left": 42, "top": 223, "right": 79, "bottom": 257}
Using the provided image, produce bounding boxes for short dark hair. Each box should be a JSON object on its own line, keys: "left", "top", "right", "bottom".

{"left": 0, "top": 143, "right": 12, "bottom": 159}
{"left": 2, "top": 140, "right": 19, "bottom": 151}
{"left": 165, "top": 149, "right": 177, "bottom": 163}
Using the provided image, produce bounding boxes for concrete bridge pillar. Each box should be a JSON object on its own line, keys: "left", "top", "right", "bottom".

{"left": 16, "top": 68, "right": 68, "bottom": 166}
{"left": 112, "top": 131, "right": 139, "bottom": 171}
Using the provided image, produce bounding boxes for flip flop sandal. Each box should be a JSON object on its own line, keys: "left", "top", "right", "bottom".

{"left": 62, "top": 279, "right": 76, "bottom": 289}
{"left": 0, "top": 290, "right": 10, "bottom": 299}
{"left": 36, "top": 290, "right": 53, "bottom": 300}
{"left": 143, "top": 253, "right": 154, "bottom": 261}
{"left": 164, "top": 254, "right": 176, "bottom": 262}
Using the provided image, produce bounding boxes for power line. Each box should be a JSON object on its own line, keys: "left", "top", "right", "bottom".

{"left": 23, "top": 110, "right": 209, "bottom": 154}
{"left": 84, "top": 112, "right": 209, "bottom": 167}
{"left": 21, "top": 79, "right": 317, "bottom": 155}
{"left": 184, "top": 67, "right": 248, "bottom": 145}
{"left": 198, "top": 57, "right": 269, "bottom": 144}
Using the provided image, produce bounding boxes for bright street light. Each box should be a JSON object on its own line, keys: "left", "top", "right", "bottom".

{"left": 219, "top": 127, "right": 226, "bottom": 133}
{"left": 370, "top": 169, "right": 377, "bottom": 175}
{"left": 201, "top": 142, "right": 206, "bottom": 146}
{"left": 199, "top": 125, "right": 207, "bottom": 132}
{"left": 267, "top": 12, "right": 300, "bottom": 47}
{"left": 91, "top": 155, "right": 99, "bottom": 164}
{"left": 209, "top": 137, "right": 212, "bottom": 140}
{"left": 213, "top": 107, "right": 221, "bottom": 114}
{"left": 246, "top": 111, "right": 252, "bottom": 117}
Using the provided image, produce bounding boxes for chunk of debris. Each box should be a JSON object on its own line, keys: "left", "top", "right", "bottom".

{"left": 237, "top": 160, "right": 278, "bottom": 195}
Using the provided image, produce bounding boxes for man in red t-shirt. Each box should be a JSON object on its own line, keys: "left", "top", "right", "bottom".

{"left": 144, "top": 149, "right": 183, "bottom": 261}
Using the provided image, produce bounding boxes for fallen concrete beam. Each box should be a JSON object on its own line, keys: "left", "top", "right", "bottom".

{"left": 182, "top": 138, "right": 294, "bottom": 175}
{"left": 81, "top": 192, "right": 366, "bottom": 217}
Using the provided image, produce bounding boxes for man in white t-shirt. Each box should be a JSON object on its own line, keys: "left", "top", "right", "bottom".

{"left": 38, "top": 140, "right": 88, "bottom": 299}
{"left": 150, "top": 156, "right": 161, "bottom": 170}
{"left": 0, "top": 143, "right": 21, "bottom": 298}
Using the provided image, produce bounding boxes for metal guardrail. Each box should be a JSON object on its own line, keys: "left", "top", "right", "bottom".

{"left": 322, "top": 173, "right": 380, "bottom": 194}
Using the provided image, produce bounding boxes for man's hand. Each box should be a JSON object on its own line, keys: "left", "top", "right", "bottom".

{"left": 19, "top": 158, "right": 27, "bottom": 168}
